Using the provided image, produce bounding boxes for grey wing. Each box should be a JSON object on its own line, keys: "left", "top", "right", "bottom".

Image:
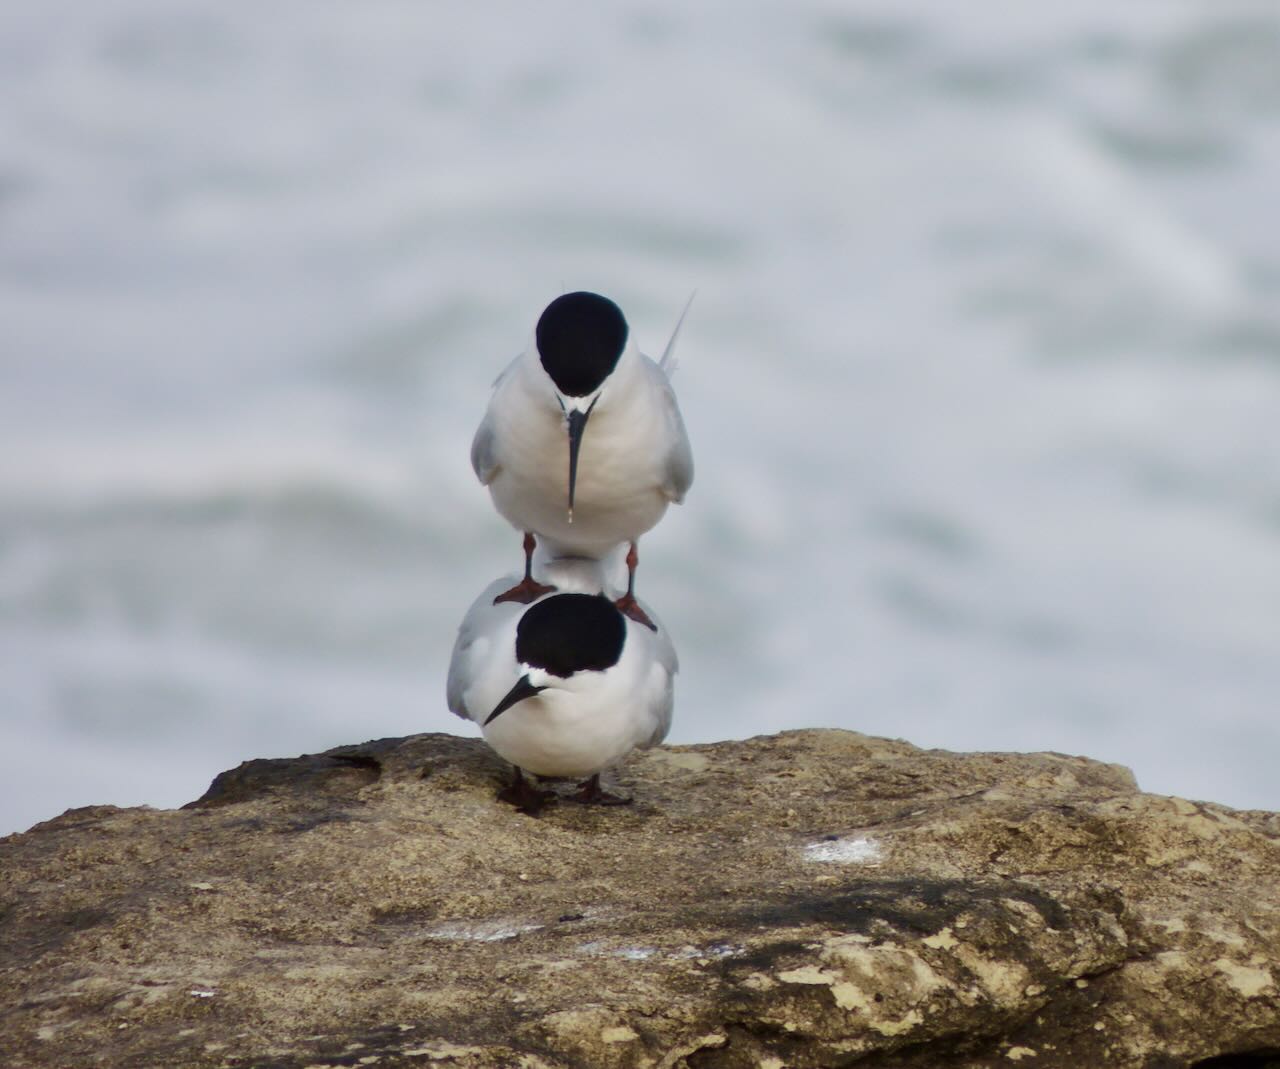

{"left": 470, "top": 414, "right": 499, "bottom": 486}
{"left": 641, "top": 625, "right": 678, "bottom": 748}
{"left": 653, "top": 620, "right": 679, "bottom": 677}
{"left": 643, "top": 668, "right": 675, "bottom": 749}
{"left": 445, "top": 625, "right": 477, "bottom": 720}
{"left": 470, "top": 355, "right": 522, "bottom": 485}
{"left": 657, "top": 377, "right": 694, "bottom": 503}
{"left": 445, "top": 577, "right": 516, "bottom": 720}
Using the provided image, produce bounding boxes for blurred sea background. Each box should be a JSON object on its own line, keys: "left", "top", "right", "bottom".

{"left": 3, "top": 0, "right": 1280, "bottom": 836}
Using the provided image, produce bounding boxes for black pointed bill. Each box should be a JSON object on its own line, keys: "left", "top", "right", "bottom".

{"left": 564, "top": 396, "right": 598, "bottom": 524}
{"left": 485, "top": 674, "right": 546, "bottom": 726}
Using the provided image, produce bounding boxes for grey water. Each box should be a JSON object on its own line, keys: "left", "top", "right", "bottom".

{"left": 3, "top": 0, "right": 1280, "bottom": 835}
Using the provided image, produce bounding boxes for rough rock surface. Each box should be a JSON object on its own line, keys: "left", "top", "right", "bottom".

{"left": 2, "top": 729, "right": 1279, "bottom": 1069}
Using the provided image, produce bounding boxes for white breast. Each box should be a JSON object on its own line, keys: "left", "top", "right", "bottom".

{"left": 481, "top": 354, "right": 683, "bottom": 556}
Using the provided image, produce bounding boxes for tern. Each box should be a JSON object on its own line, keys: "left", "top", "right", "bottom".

{"left": 446, "top": 558, "right": 677, "bottom": 814}
{"left": 470, "top": 291, "right": 693, "bottom": 629}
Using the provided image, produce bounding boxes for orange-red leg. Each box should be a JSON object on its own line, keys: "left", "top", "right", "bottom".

{"left": 493, "top": 532, "right": 557, "bottom": 605}
{"left": 614, "top": 542, "right": 656, "bottom": 631}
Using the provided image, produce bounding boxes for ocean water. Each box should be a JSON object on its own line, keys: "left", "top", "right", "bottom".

{"left": 3, "top": 1, "right": 1279, "bottom": 835}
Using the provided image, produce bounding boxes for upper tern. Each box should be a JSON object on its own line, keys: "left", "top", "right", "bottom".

{"left": 471, "top": 291, "right": 693, "bottom": 628}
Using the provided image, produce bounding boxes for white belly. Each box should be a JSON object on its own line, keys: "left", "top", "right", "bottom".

{"left": 482, "top": 692, "right": 651, "bottom": 778}
{"left": 487, "top": 403, "right": 672, "bottom": 555}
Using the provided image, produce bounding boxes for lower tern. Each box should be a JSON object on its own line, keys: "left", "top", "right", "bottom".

{"left": 470, "top": 291, "right": 693, "bottom": 629}
{"left": 446, "top": 558, "right": 677, "bottom": 814}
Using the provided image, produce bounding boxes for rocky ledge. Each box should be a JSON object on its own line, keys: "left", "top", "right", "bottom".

{"left": 2, "top": 730, "right": 1279, "bottom": 1069}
